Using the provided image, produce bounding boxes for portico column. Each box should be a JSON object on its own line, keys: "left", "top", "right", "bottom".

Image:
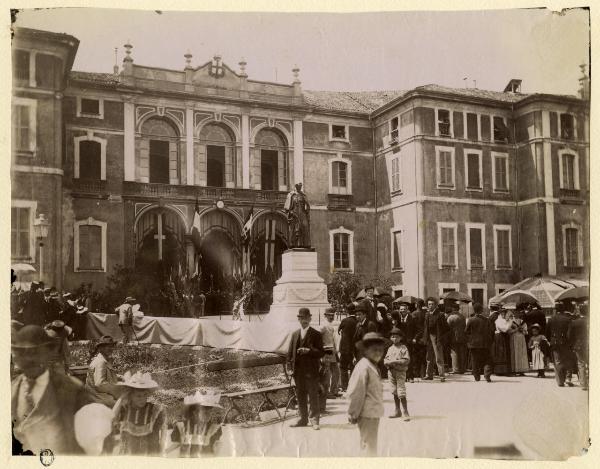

{"left": 124, "top": 97, "right": 135, "bottom": 181}
{"left": 186, "top": 108, "right": 194, "bottom": 185}
{"left": 241, "top": 114, "right": 250, "bottom": 189}
{"left": 293, "top": 119, "right": 304, "bottom": 185}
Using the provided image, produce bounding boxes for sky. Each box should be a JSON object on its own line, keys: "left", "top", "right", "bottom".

{"left": 13, "top": 7, "right": 590, "bottom": 95}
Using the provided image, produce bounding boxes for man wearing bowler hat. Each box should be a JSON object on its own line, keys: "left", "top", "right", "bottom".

{"left": 287, "top": 308, "right": 324, "bottom": 430}
{"left": 11, "top": 325, "right": 92, "bottom": 454}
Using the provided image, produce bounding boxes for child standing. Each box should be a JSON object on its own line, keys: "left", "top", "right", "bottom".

{"left": 112, "top": 371, "right": 166, "bottom": 456}
{"left": 384, "top": 327, "right": 411, "bottom": 421}
{"left": 528, "top": 324, "right": 549, "bottom": 378}
{"left": 170, "top": 389, "right": 223, "bottom": 457}
{"left": 346, "top": 332, "right": 388, "bottom": 457}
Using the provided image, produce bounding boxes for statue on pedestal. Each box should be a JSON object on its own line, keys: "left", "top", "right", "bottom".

{"left": 284, "top": 182, "right": 311, "bottom": 248}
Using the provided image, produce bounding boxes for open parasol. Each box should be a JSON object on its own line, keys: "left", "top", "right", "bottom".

{"left": 555, "top": 286, "right": 589, "bottom": 302}
{"left": 442, "top": 291, "right": 473, "bottom": 303}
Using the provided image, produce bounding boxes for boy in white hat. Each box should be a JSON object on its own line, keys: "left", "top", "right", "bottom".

{"left": 347, "top": 332, "right": 388, "bottom": 457}
{"left": 170, "top": 389, "right": 223, "bottom": 457}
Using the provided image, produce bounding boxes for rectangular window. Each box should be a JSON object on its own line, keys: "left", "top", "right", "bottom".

{"left": 333, "top": 233, "right": 350, "bottom": 270}
{"left": 493, "top": 116, "right": 508, "bottom": 142}
{"left": 466, "top": 152, "right": 482, "bottom": 189}
{"left": 437, "top": 149, "right": 454, "bottom": 187}
{"left": 391, "top": 157, "right": 401, "bottom": 192}
{"left": 13, "top": 104, "right": 31, "bottom": 152}
{"left": 469, "top": 228, "right": 483, "bottom": 268}
{"left": 560, "top": 114, "right": 574, "bottom": 140}
{"left": 495, "top": 228, "right": 511, "bottom": 268}
{"left": 13, "top": 49, "right": 30, "bottom": 81}
{"left": 331, "top": 124, "right": 347, "bottom": 140}
{"left": 561, "top": 154, "right": 576, "bottom": 190}
{"left": 332, "top": 161, "right": 347, "bottom": 189}
{"left": 11, "top": 207, "right": 30, "bottom": 259}
{"left": 390, "top": 117, "right": 399, "bottom": 142}
{"left": 81, "top": 98, "right": 100, "bottom": 115}
{"left": 565, "top": 228, "right": 580, "bottom": 267}
{"left": 493, "top": 153, "right": 509, "bottom": 191}
{"left": 78, "top": 225, "right": 103, "bottom": 270}
{"left": 441, "top": 227, "right": 456, "bottom": 267}
{"left": 35, "top": 53, "right": 58, "bottom": 89}
{"left": 437, "top": 109, "right": 451, "bottom": 136}
{"left": 466, "top": 113, "right": 478, "bottom": 140}
{"left": 471, "top": 288, "right": 485, "bottom": 307}
{"left": 392, "top": 230, "right": 402, "bottom": 270}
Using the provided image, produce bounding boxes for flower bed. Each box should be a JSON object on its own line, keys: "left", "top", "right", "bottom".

{"left": 70, "top": 342, "right": 290, "bottom": 424}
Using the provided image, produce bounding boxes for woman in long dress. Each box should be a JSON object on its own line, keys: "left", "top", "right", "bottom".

{"left": 507, "top": 311, "right": 529, "bottom": 375}
{"left": 493, "top": 310, "right": 511, "bottom": 375}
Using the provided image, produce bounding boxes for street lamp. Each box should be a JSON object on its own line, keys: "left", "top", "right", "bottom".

{"left": 33, "top": 213, "right": 50, "bottom": 282}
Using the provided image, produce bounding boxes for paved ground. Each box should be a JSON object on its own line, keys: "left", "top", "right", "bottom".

{"left": 214, "top": 372, "right": 589, "bottom": 459}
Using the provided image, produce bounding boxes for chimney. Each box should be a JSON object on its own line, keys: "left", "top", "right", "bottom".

{"left": 292, "top": 65, "right": 301, "bottom": 97}
{"left": 578, "top": 63, "right": 590, "bottom": 100}
{"left": 503, "top": 79, "right": 522, "bottom": 94}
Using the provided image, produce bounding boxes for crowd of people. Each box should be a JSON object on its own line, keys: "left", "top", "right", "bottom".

{"left": 287, "top": 284, "right": 589, "bottom": 456}
{"left": 11, "top": 281, "right": 589, "bottom": 458}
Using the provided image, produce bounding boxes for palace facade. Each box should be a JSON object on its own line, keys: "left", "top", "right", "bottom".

{"left": 11, "top": 27, "right": 590, "bottom": 306}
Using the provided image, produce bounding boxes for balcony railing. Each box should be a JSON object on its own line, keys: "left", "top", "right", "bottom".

{"left": 560, "top": 188, "right": 582, "bottom": 199}
{"left": 122, "top": 181, "right": 288, "bottom": 204}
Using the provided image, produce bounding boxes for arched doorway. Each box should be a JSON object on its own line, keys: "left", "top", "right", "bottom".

{"left": 249, "top": 211, "right": 289, "bottom": 311}
{"left": 196, "top": 209, "right": 242, "bottom": 314}
{"left": 135, "top": 208, "right": 187, "bottom": 315}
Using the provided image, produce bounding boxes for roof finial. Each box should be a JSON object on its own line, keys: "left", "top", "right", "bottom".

{"left": 292, "top": 64, "right": 300, "bottom": 84}
{"left": 239, "top": 57, "right": 247, "bottom": 77}
{"left": 123, "top": 40, "right": 133, "bottom": 63}
{"left": 113, "top": 47, "right": 119, "bottom": 74}
{"left": 184, "top": 50, "right": 193, "bottom": 70}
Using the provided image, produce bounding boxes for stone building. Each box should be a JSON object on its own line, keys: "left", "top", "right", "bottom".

{"left": 11, "top": 27, "right": 590, "bottom": 309}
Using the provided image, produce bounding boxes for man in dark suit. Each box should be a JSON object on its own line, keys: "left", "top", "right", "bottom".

{"left": 362, "top": 285, "right": 377, "bottom": 323}
{"left": 287, "top": 308, "right": 324, "bottom": 430}
{"left": 465, "top": 303, "right": 494, "bottom": 382}
{"left": 410, "top": 301, "right": 427, "bottom": 380}
{"left": 447, "top": 301, "right": 467, "bottom": 374}
{"left": 546, "top": 301, "right": 574, "bottom": 387}
{"left": 424, "top": 297, "right": 449, "bottom": 382}
{"left": 22, "top": 282, "right": 47, "bottom": 326}
{"left": 568, "top": 304, "right": 589, "bottom": 391}
{"left": 353, "top": 302, "right": 378, "bottom": 361}
{"left": 12, "top": 325, "right": 92, "bottom": 455}
{"left": 396, "top": 302, "right": 416, "bottom": 381}
{"left": 338, "top": 303, "right": 358, "bottom": 391}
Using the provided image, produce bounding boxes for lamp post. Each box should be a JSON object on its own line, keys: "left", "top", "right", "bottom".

{"left": 33, "top": 213, "right": 50, "bottom": 282}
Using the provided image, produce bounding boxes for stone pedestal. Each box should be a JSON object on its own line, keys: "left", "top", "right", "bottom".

{"left": 267, "top": 248, "right": 330, "bottom": 323}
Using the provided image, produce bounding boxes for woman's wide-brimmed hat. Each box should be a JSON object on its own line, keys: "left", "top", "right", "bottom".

{"left": 94, "top": 335, "right": 117, "bottom": 353}
{"left": 530, "top": 323, "right": 541, "bottom": 330}
{"left": 12, "top": 325, "right": 53, "bottom": 349}
{"left": 125, "top": 296, "right": 136, "bottom": 303}
{"left": 118, "top": 371, "right": 159, "bottom": 390}
{"left": 183, "top": 389, "right": 223, "bottom": 408}
{"left": 376, "top": 303, "right": 388, "bottom": 311}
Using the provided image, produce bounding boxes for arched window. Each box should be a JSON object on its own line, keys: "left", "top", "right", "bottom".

{"left": 140, "top": 117, "right": 180, "bottom": 185}
{"left": 255, "top": 128, "right": 289, "bottom": 191}
{"left": 198, "top": 124, "right": 236, "bottom": 188}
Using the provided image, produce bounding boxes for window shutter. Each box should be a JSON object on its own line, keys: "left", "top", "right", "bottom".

{"left": 251, "top": 148, "right": 261, "bottom": 189}
{"left": 277, "top": 150, "right": 287, "bottom": 190}
{"left": 138, "top": 139, "right": 150, "bottom": 182}
{"left": 79, "top": 225, "right": 90, "bottom": 269}
{"left": 169, "top": 141, "right": 179, "bottom": 184}
{"left": 197, "top": 144, "right": 207, "bottom": 185}
{"left": 225, "top": 146, "right": 234, "bottom": 187}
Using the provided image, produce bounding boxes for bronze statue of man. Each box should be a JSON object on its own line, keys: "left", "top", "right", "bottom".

{"left": 284, "top": 182, "right": 311, "bottom": 248}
